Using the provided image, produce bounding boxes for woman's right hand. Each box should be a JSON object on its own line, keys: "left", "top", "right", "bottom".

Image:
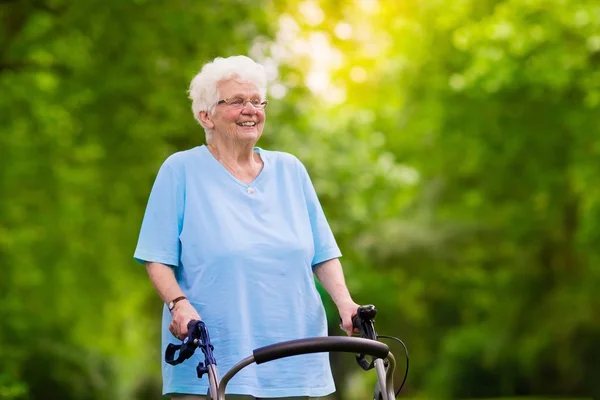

{"left": 169, "top": 300, "right": 201, "bottom": 340}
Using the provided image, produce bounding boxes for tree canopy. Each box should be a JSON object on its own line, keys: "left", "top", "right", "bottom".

{"left": 1, "top": 1, "right": 599, "bottom": 399}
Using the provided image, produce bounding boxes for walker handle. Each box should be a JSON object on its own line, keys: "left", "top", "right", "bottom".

{"left": 253, "top": 336, "right": 389, "bottom": 365}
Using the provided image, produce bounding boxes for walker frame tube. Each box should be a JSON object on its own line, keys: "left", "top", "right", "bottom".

{"left": 214, "top": 336, "right": 396, "bottom": 400}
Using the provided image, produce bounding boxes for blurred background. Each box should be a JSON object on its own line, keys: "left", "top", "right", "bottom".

{"left": 1, "top": 0, "right": 599, "bottom": 399}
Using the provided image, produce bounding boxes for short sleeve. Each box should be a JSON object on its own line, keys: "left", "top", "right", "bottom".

{"left": 297, "top": 160, "right": 342, "bottom": 266}
{"left": 133, "top": 162, "right": 184, "bottom": 267}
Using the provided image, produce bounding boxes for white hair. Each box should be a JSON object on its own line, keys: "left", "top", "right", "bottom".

{"left": 188, "top": 55, "right": 267, "bottom": 142}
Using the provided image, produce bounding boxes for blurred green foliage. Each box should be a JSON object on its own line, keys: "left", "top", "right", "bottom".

{"left": 1, "top": 0, "right": 599, "bottom": 399}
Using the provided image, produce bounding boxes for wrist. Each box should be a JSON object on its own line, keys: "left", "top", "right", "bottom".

{"left": 167, "top": 296, "right": 187, "bottom": 312}
{"left": 334, "top": 297, "right": 356, "bottom": 309}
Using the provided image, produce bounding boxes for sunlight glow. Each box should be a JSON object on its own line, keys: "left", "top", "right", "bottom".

{"left": 393, "top": 165, "right": 420, "bottom": 185}
{"left": 258, "top": 6, "right": 375, "bottom": 101}
{"left": 358, "top": 0, "right": 380, "bottom": 14}
{"left": 334, "top": 22, "right": 353, "bottom": 40}
{"left": 350, "top": 66, "right": 367, "bottom": 82}
{"left": 449, "top": 74, "right": 466, "bottom": 91}
{"left": 305, "top": 70, "right": 329, "bottom": 92}
{"left": 292, "top": 38, "right": 311, "bottom": 55}
{"left": 278, "top": 15, "right": 301, "bottom": 42}
{"left": 588, "top": 35, "right": 600, "bottom": 52}
{"left": 269, "top": 83, "right": 288, "bottom": 99}
{"left": 309, "top": 32, "right": 344, "bottom": 68}
{"left": 327, "top": 86, "right": 347, "bottom": 105}
{"left": 297, "top": 31, "right": 345, "bottom": 97}
{"left": 262, "top": 58, "right": 279, "bottom": 82}
{"left": 298, "top": 1, "right": 325, "bottom": 26}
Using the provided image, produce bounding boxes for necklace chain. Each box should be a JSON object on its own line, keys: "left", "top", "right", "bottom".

{"left": 208, "top": 144, "right": 259, "bottom": 177}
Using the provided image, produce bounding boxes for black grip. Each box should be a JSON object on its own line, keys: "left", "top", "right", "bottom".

{"left": 352, "top": 314, "right": 360, "bottom": 330}
{"left": 188, "top": 319, "right": 200, "bottom": 331}
{"left": 253, "top": 337, "right": 389, "bottom": 365}
{"left": 165, "top": 343, "right": 182, "bottom": 365}
{"left": 357, "top": 304, "right": 377, "bottom": 320}
{"left": 352, "top": 304, "right": 377, "bottom": 330}
{"left": 164, "top": 320, "right": 202, "bottom": 366}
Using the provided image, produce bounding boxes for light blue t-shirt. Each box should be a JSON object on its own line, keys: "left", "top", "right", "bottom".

{"left": 134, "top": 145, "right": 341, "bottom": 397}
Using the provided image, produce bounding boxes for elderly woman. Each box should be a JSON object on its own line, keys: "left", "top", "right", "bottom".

{"left": 134, "top": 55, "right": 359, "bottom": 399}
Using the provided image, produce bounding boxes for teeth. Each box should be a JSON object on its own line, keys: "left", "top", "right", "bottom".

{"left": 238, "top": 122, "right": 255, "bottom": 126}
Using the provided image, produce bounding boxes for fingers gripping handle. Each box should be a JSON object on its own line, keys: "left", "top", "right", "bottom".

{"left": 165, "top": 320, "right": 201, "bottom": 366}
{"left": 352, "top": 304, "right": 378, "bottom": 339}
{"left": 351, "top": 305, "right": 380, "bottom": 371}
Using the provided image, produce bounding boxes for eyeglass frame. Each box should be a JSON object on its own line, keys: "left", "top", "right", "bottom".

{"left": 216, "top": 97, "right": 269, "bottom": 110}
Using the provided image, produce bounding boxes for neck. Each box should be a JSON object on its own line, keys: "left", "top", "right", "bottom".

{"left": 207, "top": 142, "right": 262, "bottom": 182}
{"left": 208, "top": 142, "right": 255, "bottom": 165}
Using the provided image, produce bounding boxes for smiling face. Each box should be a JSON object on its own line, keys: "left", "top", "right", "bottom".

{"left": 202, "top": 79, "right": 266, "bottom": 145}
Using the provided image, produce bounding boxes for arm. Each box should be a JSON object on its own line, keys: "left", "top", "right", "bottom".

{"left": 146, "top": 262, "right": 201, "bottom": 340}
{"left": 313, "top": 258, "right": 359, "bottom": 336}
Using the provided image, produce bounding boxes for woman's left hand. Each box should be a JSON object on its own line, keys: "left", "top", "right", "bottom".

{"left": 337, "top": 300, "right": 361, "bottom": 336}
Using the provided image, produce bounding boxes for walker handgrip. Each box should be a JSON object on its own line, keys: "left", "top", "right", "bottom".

{"left": 357, "top": 304, "right": 377, "bottom": 321}
{"left": 253, "top": 337, "right": 389, "bottom": 365}
{"left": 352, "top": 314, "right": 360, "bottom": 330}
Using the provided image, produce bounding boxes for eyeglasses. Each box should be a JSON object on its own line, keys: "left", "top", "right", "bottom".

{"left": 217, "top": 97, "right": 268, "bottom": 110}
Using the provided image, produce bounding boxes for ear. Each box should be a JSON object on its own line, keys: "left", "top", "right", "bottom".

{"left": 198, "top": 111, "right": 215, "bottom": 129}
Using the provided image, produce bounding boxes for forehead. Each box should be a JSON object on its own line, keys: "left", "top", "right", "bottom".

{"left": 217, "top": 79, "right": 260, "bottom": 98}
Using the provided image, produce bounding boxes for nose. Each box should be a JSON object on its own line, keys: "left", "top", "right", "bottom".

{"left": 241, "top": 101, "right": 258, "bottom": 114}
